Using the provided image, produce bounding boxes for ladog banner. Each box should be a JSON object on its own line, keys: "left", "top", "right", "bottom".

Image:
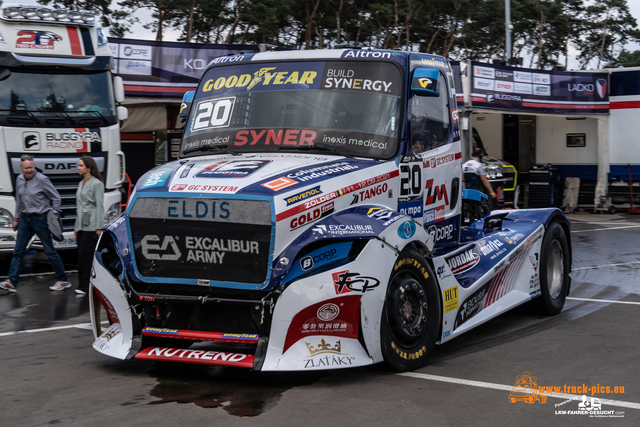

{"left": 468, "top": 61, "right": 609, "bottom": 114}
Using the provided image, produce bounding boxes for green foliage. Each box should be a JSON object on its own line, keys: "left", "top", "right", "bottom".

{"left": 97, "top": 0, "right": 639, "bottom": 69}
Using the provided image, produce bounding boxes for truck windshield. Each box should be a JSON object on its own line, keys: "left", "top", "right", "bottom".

{"left": 0, "top": 69, "right": 116, "bottom": 127}
{"left": 181, "top": 60, "right": 402, "bottom": 160}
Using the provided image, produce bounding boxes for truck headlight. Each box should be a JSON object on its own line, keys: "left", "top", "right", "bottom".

{"left": 0, "top": 208, "right": 14, "bottom": 228}
{"left": 104, "top": 203, "right": 121, "bottom": 225}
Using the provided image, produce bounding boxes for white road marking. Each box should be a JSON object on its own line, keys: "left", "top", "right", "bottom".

{"left": 567, "top": 297, "right": 640, "bottom": 306}
{"left": 572, "top": 225, "right": 640, "bottom": 233}
{"left": 0, "top": 322, "right": 95, "bottom": 337}
{"left": 0, "top": 270, "right": 78, "bottom": 280}
{"left": 572, "top": 261, "right": 640, "bottom": 270}
{"left": 397, "top": 372, "right": 640, "bottom": 410}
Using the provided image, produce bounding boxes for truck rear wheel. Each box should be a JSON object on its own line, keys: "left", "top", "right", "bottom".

{"left": 537, "top": 222, "right": 570, "bottom": 315}
{"left": 380, "top": 248, "right": 440, "bottom": 372}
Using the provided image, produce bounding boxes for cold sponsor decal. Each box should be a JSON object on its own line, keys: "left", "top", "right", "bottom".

{"left": 332, "top": 270, "right": 380, "bottom": 294}
{"left": 445, "top": 247, "right": 480, "bottom": 275}
{"left": 454, "top": 283, "right": 490, "bottom": 330}
{"left": 290, "top": 202, "right": 334, "bottom": 229}
{"left": 397, "top": 220, "right": 417, "bottom": 239}
{"left": 200, "top": 62, "right": 324, "bottom": 95}
{"left": 283, "top": 295, "right": 360, "bottom": 353}
{"left": 16, "top": 30, "right": 62, "bottom": 49}
{"left": 195, "top": 160, "right": 270, "bottom": 178}
{"left": 285, "top": 186, "right": 322, "bottom": 206}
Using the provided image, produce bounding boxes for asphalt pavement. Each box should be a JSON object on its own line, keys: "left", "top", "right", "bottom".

{"left": 0, "top": 211, "right": 638, "bottom": 426}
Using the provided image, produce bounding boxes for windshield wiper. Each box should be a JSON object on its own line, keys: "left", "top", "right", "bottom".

{"left": 298, "top": 142, "right": 355, "bottom": 159}
{"left": 183, "top": 144, "right": 240, "bottom": 156}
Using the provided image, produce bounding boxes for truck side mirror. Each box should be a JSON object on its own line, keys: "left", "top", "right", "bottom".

{"left": 113, "top": 76, "right": 125, "bottom": 103}
{"left": 410, "top": 68, "right": 440, "bottom": 97}
{"left": 179, "top": 91, "right": 195, "bottom": 118}
{"left": 117, "top": 105, "right": 128, "bottom": 121}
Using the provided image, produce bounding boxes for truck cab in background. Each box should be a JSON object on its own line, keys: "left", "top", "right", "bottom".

{"left": 0, "top": 3, "right": 128, "bottom": 251}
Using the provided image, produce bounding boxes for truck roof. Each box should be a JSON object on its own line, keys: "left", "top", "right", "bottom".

{"left": 206, "top": 49, "right": 451, "bottom": 74}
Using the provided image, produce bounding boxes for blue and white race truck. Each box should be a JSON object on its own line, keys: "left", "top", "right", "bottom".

{"left": 90, "top": 49, "right": 571, "bottom": 372}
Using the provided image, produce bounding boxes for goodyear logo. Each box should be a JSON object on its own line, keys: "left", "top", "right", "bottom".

{"left": 285, "top": 186, "right": 322, "bottom": 206}
{"left": 202, "top": 67, "right": 317, "bottom": 92}
{"left": 144, "top": 327, "right": 179, "bottom": 334}
{"left": 421, "top": 58, "right": 447, "bottom": 68}
{"left": 221, "top": 333, "right": 259, "bottom": 340}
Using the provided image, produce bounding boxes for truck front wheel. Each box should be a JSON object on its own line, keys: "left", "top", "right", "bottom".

{"left": 380, "top": 248, "right": 440, "bottom": 372}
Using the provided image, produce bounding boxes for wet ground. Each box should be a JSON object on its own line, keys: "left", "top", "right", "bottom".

{"left": 1, "top": 212, "right": 639, "bottom": 426}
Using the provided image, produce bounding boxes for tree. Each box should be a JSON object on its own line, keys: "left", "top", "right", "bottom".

{"left": 611, "top": 49, "right": 640, "bottom": 67}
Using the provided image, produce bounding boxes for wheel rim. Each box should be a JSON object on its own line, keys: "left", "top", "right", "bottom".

{"left": 547, "top": 239, "right": 564, "bottom": 299}
{"left": 386, "top": 272, "right": 429, "bottom": 347}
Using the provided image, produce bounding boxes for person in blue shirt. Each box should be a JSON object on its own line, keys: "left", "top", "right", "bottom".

{"left": 0, "top": 155, "right": 71, "bottom": 294}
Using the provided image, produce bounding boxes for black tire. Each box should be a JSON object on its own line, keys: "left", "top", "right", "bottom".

{"left": 380, "top": 248, "right": 440, "bottom": 372}
{"left": 537, "top": 222, "right": 570, "bottom": 315}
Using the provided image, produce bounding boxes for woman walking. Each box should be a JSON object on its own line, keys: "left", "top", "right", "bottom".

{"left": 72, "top": 156, "right": 104, "bottom": 295}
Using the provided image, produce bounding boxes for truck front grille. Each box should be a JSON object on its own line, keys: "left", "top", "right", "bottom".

{"left": 129, "top": 197, "right": 272, "bottom": 286}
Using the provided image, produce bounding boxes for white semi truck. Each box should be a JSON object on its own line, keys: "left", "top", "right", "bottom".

{"left": 0, "top": 3, "right": 128, "bottom": 251}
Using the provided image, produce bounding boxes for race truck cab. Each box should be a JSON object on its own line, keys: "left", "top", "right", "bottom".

{"left": 0, "top": 4, "right": 128, "bottom": 251}
{"left": 91, "top": 49, "right": 571, "bottom": 372}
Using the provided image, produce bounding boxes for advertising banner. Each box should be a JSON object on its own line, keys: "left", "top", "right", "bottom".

{"left": 469, "top": 61, "right": 609, "bottom": 114}
{"left": 108, "top": 38, "right": 261, "bottom": 98}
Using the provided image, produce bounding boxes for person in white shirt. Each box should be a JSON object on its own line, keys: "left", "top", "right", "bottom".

{"left": 462, "top": 148, "right": 496, "bottom": 199}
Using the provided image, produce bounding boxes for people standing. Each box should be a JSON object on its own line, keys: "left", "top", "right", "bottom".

{"left": 0, "top": 155, "right": 71, "bottom": 294}
{"left": 463, "top": 148, "right": 497, "bottom": 199}
{"left": 74, "top": 156, "right": 104, "bottom": 295}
